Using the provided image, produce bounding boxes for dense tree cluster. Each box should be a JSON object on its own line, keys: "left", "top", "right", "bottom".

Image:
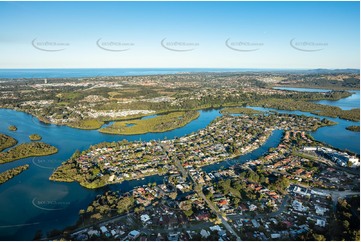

{"left": 100, "top": 111, "right": 200, "bottom": 135}
{"left": 251, "top": 98, "right": 359, "bottom": 121}
{"left": 0, "top": 133, "right": 17, "bottom": 152}
{"left": 29, "top": 134, "right": 42, "bottom": 141}
{"left": 0, "top": 142, "right": 58, "bottom": 164}
{"left": 79, "top": 191, "right": 135, "bottom": 223}
{"left": 0, "top": 164, "right": 29, "bottom": 184}
{"left": 346, "top": 125, "right": 360, "bottom": 132}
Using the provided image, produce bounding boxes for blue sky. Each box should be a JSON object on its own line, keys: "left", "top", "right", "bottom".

{"left": 0, "top": 1, "right": 359, "bottom": 69}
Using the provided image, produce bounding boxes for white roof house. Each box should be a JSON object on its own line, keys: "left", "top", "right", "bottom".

{"left": 141, "top": 214, "right": 151, "bottom": 223}
{"left": 316, "top": 219, "right": 326, "bottom": 227}
{"left": 100, "top": 226, "right": 108, "bottom": 234}
{"left": 210, "top": 225, "right": 222, "bottom": 231}
{"left": 200, "top": 229, "right": 210, "bottom": 238}
{"left": 128, "top": 230, "right": 140, "bottom": 239}
{"left": 315, "top": 205, "right": 328, "bottom": 216}
{"left": 271, "top": 233, "right": 281, "bottom": 239}
{"left": 292, "top": 200, "right": 308, "bottom": 212}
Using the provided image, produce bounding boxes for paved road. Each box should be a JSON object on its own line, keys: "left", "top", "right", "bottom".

{"left": 312, "top": 188, "right": 360, "bottom": 212}
{"left": 140, "top": 221, "right": 214, "bottom": 235}
{"left": 197, "top": 187, "right": 242, "bottom": 241}
{"left": 296, "top": 151, "right": 360, "bottom": 175}
{"left": 45, "top": 211, "right": 133, "bottom": 240}
{"left": 173, "top": 159, "right": 241, "bottom": 240}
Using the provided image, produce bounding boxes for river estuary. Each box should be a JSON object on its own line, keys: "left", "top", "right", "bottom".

{"left": 0, "top": 88, "right": 359, "bottom": 240}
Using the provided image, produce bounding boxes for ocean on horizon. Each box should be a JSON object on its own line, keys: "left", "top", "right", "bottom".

{"left": 0, "top": 68, "right": 248, "bottom": 79}
{"left": 0, "top": 68, "right": 300, "bottom": 79}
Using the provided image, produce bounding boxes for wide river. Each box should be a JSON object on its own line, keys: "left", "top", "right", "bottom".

{"left": 0, "top": 88, "right": 359, "bottom": 240}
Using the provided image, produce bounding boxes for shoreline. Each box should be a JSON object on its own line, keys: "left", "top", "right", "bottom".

{"left": 50, "top": 131, "right": 274, "bottom": 189}
{"left": 50, "top": 113, "right": 336, "bottom": 189}
{"left": 0, "top": 142, "right": 59, "bottom": 164}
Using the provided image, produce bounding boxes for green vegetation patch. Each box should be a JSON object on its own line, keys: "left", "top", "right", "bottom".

{"left": 8, "top": 125, "right": 17, "bottom": 131}
{"left": 0, "top": 133, "right": 17, "bottom": 152}
{"left": 57, "top": 92, "right": 83, "bottom": 101}
{"left": 29, "top": 134, "right": 42, "bottom": 141}
{"left": 221, "top": 107, "right": 262, "bottom": 115}
{"left": 99, "top": 111, "right": 200, "bottom": 135}
{"left": 77, "top": 191, "right": 136, "bottom": 225}
{"left": 274, "top": 77, "right": 360, "bottom": 90}
{"left": 69, "top": 119, "right": 104, "bottom": 130}
{"left": 251, "top": 98, "right": 360, "bottom": 121}
{"left": 0, "top": 142, "right": 58, "bottom": 164}
{"left": 332, "top": 196, "right": 360, "bottom": 240}
{"left": 0, "top": 164, "right": 29, "bottom": 185}
{"left": 49, "top": 149, "right": 109, "bottom": 188}
{"left": 346, "top": 125, "right": 360, "bottom": 132}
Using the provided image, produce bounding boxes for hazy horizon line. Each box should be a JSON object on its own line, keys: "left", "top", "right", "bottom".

{"left": 0, "top": 67, "right": 359, "bottom": 70}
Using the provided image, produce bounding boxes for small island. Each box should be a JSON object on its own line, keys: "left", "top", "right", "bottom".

{"left": 29, "top": 134, "right": 42, "bottom": 141}
{"left": 99, "top": 111, "right": 200, "bottom": 135}
{"left": 0, "top": 133, "right": 17, "bottom": 152}
{"left": 8, "top": 125, "right": 17, "bottom": 131}
{"left": 0, "top": 164, "right": 29, "bottom": 185}
{"left": 0, "top": 142, "right": 58, "bottom": 164}
{"left": 346, "top": 125, "right": 360, "bottom": 132}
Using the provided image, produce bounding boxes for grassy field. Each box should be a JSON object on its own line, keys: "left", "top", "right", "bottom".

{"left": 220, "top": 107, "right": 262, "bottom": 115}
{"left": 0, "top": 133, "right": 17, "bottom": 152}
{"left": 99, "top": 111, "right": 200, "bottom": 135}
{"left": 0, "top": 142, "right": 58, "bottom": 164}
